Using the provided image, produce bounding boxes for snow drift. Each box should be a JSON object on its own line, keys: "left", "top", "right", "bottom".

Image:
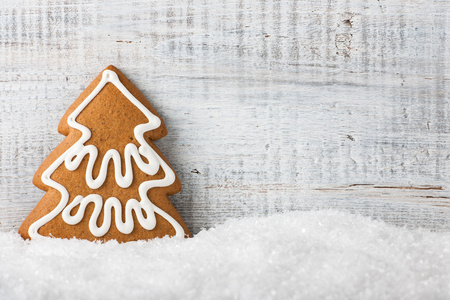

{"left": 1, "top": 210, "right": 449, "bottom": 299}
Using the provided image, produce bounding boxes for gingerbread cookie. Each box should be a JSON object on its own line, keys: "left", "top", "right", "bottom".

{"left": 19, "top": 65, "right": 191, "bottom": 242}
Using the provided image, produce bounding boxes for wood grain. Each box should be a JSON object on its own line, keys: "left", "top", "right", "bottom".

{"left": 1, "top": 0, "right": 450, "bottom": 234}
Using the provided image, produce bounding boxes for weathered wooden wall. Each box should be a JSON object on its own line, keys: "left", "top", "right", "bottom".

{"left": 1, "top": 0, "right": 450, "bottom": 234}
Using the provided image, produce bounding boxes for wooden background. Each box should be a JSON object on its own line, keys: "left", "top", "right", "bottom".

{"left": 1, "top": 0, "right": 450, "bottom": 234}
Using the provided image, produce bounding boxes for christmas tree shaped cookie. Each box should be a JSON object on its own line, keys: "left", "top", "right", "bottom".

{"left": 19, "top": 66, "right": 191, "bottom": 242}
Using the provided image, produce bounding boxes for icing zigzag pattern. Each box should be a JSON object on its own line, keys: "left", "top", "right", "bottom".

{"left": 65, "top": 142, "right": 160, "bottom": 189}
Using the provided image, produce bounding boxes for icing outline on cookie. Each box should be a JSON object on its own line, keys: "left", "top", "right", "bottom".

{"left": 28, "top": 70, "right": 185, "bottom": 239}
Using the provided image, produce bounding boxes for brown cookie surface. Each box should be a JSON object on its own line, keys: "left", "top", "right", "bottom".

{"left": 19, "top": 65, "right": 191, "bottom": 242}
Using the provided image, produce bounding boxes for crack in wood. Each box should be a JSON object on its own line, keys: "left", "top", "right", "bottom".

{"left": 420, "top": 195, "right": 450, "bottom": 199}
{"left": 316, "top": 184, "right": 444, "bottom": 191}
{"left": 373, "top": 185, "right": 443, "bottom": 190}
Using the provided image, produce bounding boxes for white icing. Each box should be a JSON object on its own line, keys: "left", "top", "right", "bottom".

{"left": 28, "top": 70, "right": 185, "bottom": 239}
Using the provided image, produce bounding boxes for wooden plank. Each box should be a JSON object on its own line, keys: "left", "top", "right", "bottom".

{"left": 0, "top": 0, "right": 450, "bottom": 234}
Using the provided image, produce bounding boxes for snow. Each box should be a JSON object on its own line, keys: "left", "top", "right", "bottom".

{"left": 1, "top": 210, "right": 449, "bottom": 300}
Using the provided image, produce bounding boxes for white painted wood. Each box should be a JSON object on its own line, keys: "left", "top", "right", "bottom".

{"left": 1, "top": 0, "right": 450, "bottom": 234}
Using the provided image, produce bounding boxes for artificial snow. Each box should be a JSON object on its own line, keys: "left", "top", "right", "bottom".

{"left": 1, "top": 210, "right": 449, "bottom": 300}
